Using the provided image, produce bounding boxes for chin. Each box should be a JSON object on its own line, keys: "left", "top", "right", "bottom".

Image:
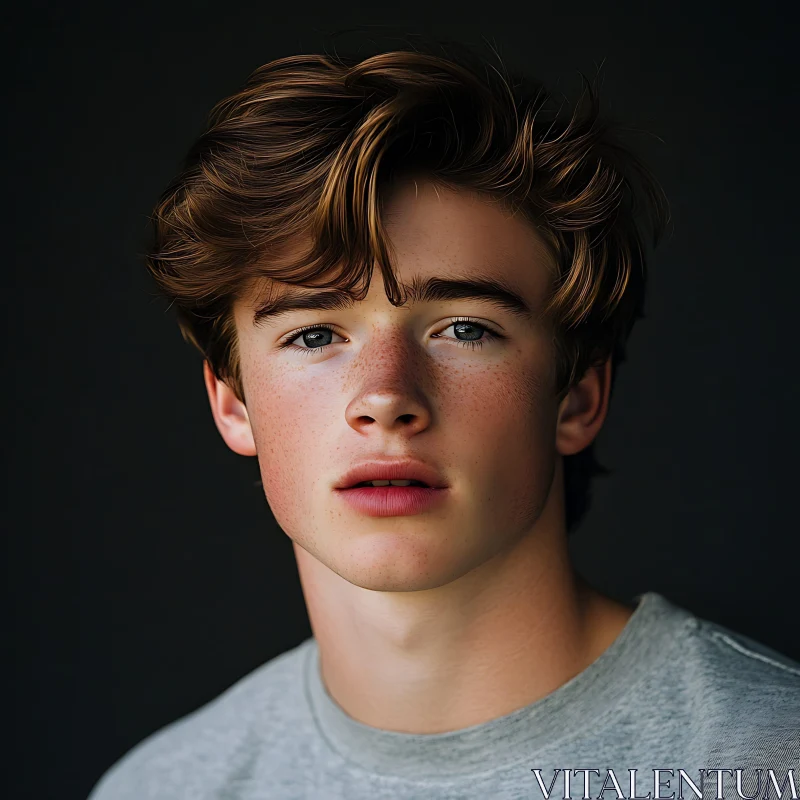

{"left": 327, "top": 531, "right": 488, "bottom": 592}
{"left": 339, "top": 569, "right": 463, "bottom": 593}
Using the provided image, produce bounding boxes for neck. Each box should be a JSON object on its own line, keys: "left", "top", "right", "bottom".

{"left": 293, "top": 460, "right": 633, "bottom": 734}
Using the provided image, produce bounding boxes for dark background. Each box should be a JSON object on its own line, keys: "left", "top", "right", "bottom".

{"left": 6, "top": 2, "right": 798, "bottom": 798}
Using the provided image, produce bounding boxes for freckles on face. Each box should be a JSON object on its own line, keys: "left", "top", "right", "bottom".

{"left": 425, "top": 335, "right": 559, "bottom": 543}
{"left": 459, "top": 357, "right": 554, "bottom": 461}
{"left": 240, "top": 352, "right": 340, "bottom": 535}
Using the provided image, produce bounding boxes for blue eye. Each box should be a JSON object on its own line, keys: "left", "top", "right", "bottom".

{"left": 299, "top": 328, "right": 334, "bottom": 348}
{"left": 433, "top": 318, "right": 502, "bottom": 349}
{"left": 281, "top": 324, "right": 343, "bottom": 351}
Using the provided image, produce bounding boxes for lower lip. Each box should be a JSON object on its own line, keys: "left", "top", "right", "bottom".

{"left": 335, "top": 486, "right": 448, "bottom": 517}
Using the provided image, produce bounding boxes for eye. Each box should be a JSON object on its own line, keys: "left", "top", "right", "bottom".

{"left": 432, "top": 317, "right": 504, "bottom": 350}
{"left": 279, "top": 324, "right": 346, "bottom": 352}
{"left": 278, "top": 317, "right": 505, "bottom": 355}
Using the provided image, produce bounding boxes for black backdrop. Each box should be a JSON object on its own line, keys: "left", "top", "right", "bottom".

{"left": 6, "top": 2, "right": 799, "bottom": 798}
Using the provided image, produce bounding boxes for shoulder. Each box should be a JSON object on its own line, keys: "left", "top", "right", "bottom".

{"left": 652, "top": 594, "right": 800, "bottom": 762}
{"left": 87, "top": 637, "right": 316, "bottom": 800}
{"left": 681, "top": 605, "right": 800, "bottom": 701}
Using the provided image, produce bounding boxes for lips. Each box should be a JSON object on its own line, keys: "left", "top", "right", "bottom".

{"left": 336, "top": 483, "right": 447, "bottom": 517}
{"left": 335, "top": 459, "right": 447, "bottom": 490}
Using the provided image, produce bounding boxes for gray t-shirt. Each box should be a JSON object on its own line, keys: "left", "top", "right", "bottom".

{"left": 88, "top": 592, "right": 800, "bottom": 799}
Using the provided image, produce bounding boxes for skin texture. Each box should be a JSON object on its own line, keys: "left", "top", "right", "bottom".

{"left": 204, "top": 178, "right": 634, "bottom": 734}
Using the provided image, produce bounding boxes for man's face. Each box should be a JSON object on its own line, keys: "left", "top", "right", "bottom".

{"left": 232, "top": 179, "right": 564, "bottom": 592}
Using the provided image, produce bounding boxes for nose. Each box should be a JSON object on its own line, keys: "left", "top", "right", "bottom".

{"left": 345, "top": 386, "right": 433, "bottom": 436}
{"left": 344, "top": 332, "right": 433, "bottom": 436}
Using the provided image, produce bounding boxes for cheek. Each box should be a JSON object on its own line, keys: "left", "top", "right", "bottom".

{"left": 244, "top": 361, "right": 338, "bottom": 528}
{"left": 443, "top": 356, "right": 555, "bottom": 452}
{"left": 443, "top": 358, "right": 557, "bottom": 513}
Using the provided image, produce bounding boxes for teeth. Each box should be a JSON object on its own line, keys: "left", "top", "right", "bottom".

{"left": 359, "top": 479, "right": 423, "bottom": 487}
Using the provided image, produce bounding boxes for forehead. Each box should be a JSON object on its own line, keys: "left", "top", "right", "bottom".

{"left": 238, "top": 177, "right": 557, "bottom": 320}
{"left": 382, "top": 178, "right": 556, "bottom": 290}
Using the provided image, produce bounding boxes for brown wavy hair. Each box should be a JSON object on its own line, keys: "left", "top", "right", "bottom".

{"left": 145, "top": 40, "right": 670, "bottom": 534}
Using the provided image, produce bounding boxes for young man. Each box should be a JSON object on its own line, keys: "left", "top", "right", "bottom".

{"left": 90, "top": 43, "right": 799, "bottom": 800}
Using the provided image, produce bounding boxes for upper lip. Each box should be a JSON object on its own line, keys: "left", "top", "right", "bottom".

{"left": 335, "top": 458, "right": 448, "bottom": 489}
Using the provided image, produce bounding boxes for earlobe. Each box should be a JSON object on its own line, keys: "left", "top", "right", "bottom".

{"left": 202, "top": 360, "right": 257, "bottom": 457}
{"left": 555, "top": 357, "right": 613, "bottom": 457}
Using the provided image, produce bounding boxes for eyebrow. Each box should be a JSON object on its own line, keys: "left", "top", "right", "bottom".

{"left": 252, "top": 274, "right": 534, "bottom": 326}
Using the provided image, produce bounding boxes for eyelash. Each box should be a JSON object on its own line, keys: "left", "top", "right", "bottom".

{"left": 278, "top": 317, "right": 505, "bottom": 355}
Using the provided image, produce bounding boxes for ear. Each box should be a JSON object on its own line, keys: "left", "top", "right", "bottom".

{"left": 202, "top": 360, "right": 257, "bottom": 457}
{"left": 555, "top": 356, "right": 613, "bottom": 457}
